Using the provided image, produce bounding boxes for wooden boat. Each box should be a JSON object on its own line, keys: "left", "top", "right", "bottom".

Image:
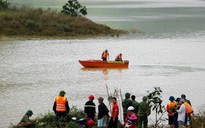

{"left": 79, "top": 60, "right": 129, "bottom": 68}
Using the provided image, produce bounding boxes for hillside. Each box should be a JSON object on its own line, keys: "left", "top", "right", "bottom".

{"left": 0, "top": 6, "right": 127, "bottom": 39}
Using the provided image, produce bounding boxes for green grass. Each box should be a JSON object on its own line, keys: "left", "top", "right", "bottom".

{"left": 0, "top": 5, "right": 127, "bottom": 38}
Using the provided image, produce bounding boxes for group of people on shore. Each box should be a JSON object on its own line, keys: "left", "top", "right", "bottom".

{"left": 17, "top": 91, "right": 150, "bottom": 128}
{"left": 17, "top": 91, "right": 193, "bottom": 128}
{"left": 51, "top": 91, "right": 151, "bottom": 128}
{"left": 101, "top": 49, "right": 123, "bottom": 61}
{"left": 166, "top": 94, "right": 193, "bottom": 128}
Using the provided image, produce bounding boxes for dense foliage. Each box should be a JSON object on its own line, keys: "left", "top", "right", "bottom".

{"left": 61, "top": 0, "right": 87, "bottom": 16}
{"left": 0, "top": 0, "right": 9, "bottom": 11}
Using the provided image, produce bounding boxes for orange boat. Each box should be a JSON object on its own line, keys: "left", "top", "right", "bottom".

{"left": 79, "top": 60, "right": 129, "bottom": 68}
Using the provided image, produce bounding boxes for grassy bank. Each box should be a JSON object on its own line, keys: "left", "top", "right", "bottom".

{"left": 0, "top": 6, "right": 127, "bottom": 39}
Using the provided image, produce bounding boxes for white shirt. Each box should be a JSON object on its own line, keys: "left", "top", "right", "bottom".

{"left": 177, "top": 104, "right": 186, "bottom": 122}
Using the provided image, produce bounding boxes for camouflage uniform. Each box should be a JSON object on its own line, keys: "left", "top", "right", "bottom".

{"left": 138, "top": 96, "right": 150, "bottom": 128}
{"left": 122, "top": 93, "right": 132, "bottom": 121}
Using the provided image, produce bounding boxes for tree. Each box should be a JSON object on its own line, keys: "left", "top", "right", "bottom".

{"left": 146, "top": 87, "right": 166, "bottom": 127}
{"left": 0, "top": 0, "right": 9, "bottom": 11}
{"left": 61, "top": 0, "right": 87, "bottom": 17}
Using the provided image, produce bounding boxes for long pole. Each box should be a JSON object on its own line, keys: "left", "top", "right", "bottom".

{"left": 106, "top": 84, "right": 112, "bottom": 112}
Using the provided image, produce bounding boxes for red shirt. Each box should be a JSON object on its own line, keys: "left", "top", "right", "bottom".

{"left": 111, "top": 103, "right": 119, "bottom": 118}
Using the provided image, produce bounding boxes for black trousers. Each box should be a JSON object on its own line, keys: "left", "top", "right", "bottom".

{"left": 108, "top": 117, "right": 118, "bottom": 128}
{"left": 55, "top": 112, "right": 67, "bottom": 127}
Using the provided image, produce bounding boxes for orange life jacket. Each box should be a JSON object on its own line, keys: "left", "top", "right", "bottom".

{"left": 56, "top": 96, "right": 67, "bottom": 112}
{"left": 167, "top": 101, "right": 176, "bottom": 116}
{"left": 184, "top": 102, "right": 194, "bottom": 114}
{"left": 102, "top": 52, "right": 108, "bottom": 58}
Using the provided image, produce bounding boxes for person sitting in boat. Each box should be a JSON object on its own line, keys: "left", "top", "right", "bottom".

{"left": 115, "top": 53, "right": 122, "bottom": 61}
{"left": 101, "top": 49, "right": 109, "bottom": 61}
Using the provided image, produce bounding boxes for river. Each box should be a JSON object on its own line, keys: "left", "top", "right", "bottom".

{"left": 1, "top": 0, "right": 205, "bottom": 127}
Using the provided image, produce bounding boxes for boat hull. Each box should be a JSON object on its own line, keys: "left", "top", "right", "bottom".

{"left": 79, "top": 60, "right": 129, "bottom": 68}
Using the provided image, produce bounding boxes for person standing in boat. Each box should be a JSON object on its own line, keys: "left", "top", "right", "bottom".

{"left": 115, "top": 53, "right": 122, "bottom": 61}
{"left": 101, "top": 49, "right": 109, "bottom": 61}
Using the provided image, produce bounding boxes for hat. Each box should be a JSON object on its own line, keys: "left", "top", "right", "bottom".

{"left": 59, "top": 90, "right": 66, "bottom": 96}
{"left": 125, "top": 93, "right": 131, "bottom": 98}
{"left": 26, "top": 110, "right": 33, "bottom": 115}
{"left": 98, "top": 97, "right": 104, "bottom": 101}
{"left": 89, "top": 95, "right": 94, "bottom": 100}
{"left": 169, "top": 96, "right": 175, "bottom": 101}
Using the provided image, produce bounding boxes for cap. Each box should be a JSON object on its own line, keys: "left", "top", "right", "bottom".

{"left": 59, "top": 90, "right": 66, "bottom": 96}
{"left": 98, "top": 97, "right": 104, "bottom": 101}
{"left": 89, "top": 95, "right": 94, "bottom": 100}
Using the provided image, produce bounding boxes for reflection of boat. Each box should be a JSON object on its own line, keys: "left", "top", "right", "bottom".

{"left": 79, "top": 60, "right": 129, "bottom": 68}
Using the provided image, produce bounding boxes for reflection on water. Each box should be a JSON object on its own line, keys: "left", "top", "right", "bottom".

{"left": 81, "top": 67, "right": 128, "bottom": 80}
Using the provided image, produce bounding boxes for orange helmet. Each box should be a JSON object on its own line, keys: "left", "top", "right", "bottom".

{"left": 86, "top": 119, "right": 94, "bottom": 127}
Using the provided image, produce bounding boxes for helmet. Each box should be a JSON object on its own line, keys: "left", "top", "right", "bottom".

{"left": 26, "top": 110, "right": 33, "bottom": 115}
{"left": 127, "top": 106, "right": 135, "bottom": 111}
{"left": 59, "top": 90, "right": 66, "bottom": 96}
{"left": 169, "top": 96, "right": 175, "bottom": 101}
{"left": 142, "top": 96, "right": 147, "bottom": 101}
{"left": 125, "top": 93, "right": 131, "bottom": 98}
{"left": 105, "top": 49, "right": 108, "bottom": 52}
{"left": 88, "top": 95, "right": 94, "bottom": 100}
{"left": 86, "top": 119, "right": 95, "bottom": 126}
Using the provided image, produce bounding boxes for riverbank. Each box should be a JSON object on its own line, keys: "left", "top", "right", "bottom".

{"left": 0, "top": 6, "right": 128, "bottom": 39}
{"left": 10, "top": 107, "right": 205, "bottom": 128}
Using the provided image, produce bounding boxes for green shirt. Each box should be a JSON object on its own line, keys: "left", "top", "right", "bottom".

{"left": 20, "top": 115, "right": 30, "bottom": 123}
{"left": 122, "top": 99, "right": 132, "bottom": 113}
{"left": 138, "top": 101, "right": 150, "bottom": 116}
{"left": 132, "top": 100, "right": 139, "bottom": 114}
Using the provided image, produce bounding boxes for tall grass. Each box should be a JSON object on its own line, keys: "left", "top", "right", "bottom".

{"left": 0, "top": 5, "right": 126, "bottom": 38}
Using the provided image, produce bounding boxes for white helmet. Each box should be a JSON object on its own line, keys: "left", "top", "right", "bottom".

{"left": 127, "top": 106, "right": 135, "bottom": 111}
